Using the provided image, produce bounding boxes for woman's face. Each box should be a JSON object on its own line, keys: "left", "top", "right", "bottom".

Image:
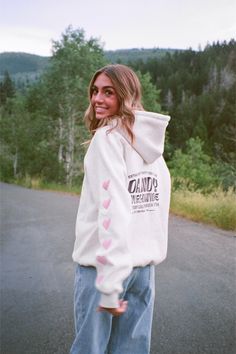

{"left": 91, "top": 73, "right": 119, "bottom": 119}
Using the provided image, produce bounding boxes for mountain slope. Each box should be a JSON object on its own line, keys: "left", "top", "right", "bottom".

{"left": 0, "top": 48, "right": 178, "bottom": 77}
{"left": 0, "top": 52, "right": 50, "bottom": 75}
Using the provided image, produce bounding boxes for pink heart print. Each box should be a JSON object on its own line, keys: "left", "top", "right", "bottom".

{"left": 103, "top": 198, "right": 111, "bottom": 209}
{"left": 102, "top": 239, "right": 112, "bottom": 250}
{"left": 102, "top": 180, "right": 110, "bottom": 190}
{"left": 96, "top": 275, "right": 104, "bottom": 284}
{"left": 103, "top": 218, "right": 111, "bottom": 230}
{"left": 96, "top": 255, "right": 107, "bottom": 265}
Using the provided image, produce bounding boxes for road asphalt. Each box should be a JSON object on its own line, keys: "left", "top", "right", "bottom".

{"left": 0, "top": 182, "right": 235, "bottom": 354}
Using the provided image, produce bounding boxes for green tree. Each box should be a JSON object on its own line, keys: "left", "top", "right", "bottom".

{"left": 0, "top": 96, "right": 30, "bottom": 179}
{"left": 169, "top": 137, "right": 219, "bottom": 192}
{"left": 0, "top": 71, "right": 15, "bottom": 105}
{"left": 40, "top": 26, "right": 107, "bottom": 185}
{"left": 137, "top": 71, "right": 161, "bottom": 112}
{"left": 21, "top": 26, "right": 107, "bottom": 185}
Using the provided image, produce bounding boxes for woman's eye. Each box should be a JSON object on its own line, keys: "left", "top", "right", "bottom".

{"left": 105, "top": 90, "right": 112, "bottom": 96}
{"left": 91, "top": 88, "right": 98, "bottom": 95}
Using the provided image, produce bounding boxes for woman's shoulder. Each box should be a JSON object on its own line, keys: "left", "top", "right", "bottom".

{"left": 95, "top": 125, "right": 111, "bottom": 137}
{"left": 93, "top": 125, "right": 124, "bottom": 144}
{"left": 88, "top": 126, "right": 126, "bottom": 158}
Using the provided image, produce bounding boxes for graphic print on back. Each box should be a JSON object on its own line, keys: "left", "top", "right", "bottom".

{"left": 128, "top": 171, "right": 159, "bottom": 214}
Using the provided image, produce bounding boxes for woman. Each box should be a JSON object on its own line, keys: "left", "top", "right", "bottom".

{"left": 70, "top": 64, "right": 171, "bottom": 354}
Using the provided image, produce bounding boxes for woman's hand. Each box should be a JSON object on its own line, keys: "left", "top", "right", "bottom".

{"left": 97, "top": 300, "right": 128, "bottom": 316}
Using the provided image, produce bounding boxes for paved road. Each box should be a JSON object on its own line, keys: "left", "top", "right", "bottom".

{"left": 0, "top": 182, "right": 235, "bottom": 354}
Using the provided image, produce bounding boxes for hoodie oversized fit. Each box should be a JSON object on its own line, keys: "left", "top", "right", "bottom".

{"left": 72, "top": 111, "right": 171, "bottom": 308}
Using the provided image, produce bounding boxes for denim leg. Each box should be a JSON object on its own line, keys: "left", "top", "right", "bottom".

{"left": 70, "top": 265, "right": 113, "bottom": 354}
{"left": 107, "top": 265, "right": 155, "bottom": 354}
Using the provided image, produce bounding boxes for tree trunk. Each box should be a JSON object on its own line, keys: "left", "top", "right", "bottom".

{"left": 66, "top": 111, "right": 76, "bottom": 186}
{"left": 58, "top": 117, "right": 64, "bottom": 163}
{"left": 13, "top": 147, "right": 18, "bottom": 178}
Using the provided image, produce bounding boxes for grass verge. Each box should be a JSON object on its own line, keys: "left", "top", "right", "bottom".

{"left": 13, "top": 177, "right": 82, "bottom": 195}
{"left": 171, "top": 188, "right": 236, "bottom": 231}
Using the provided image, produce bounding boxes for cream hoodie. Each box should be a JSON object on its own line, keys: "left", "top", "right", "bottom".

{"left": 72, "top": 110, "right": 171, "bottom": 308}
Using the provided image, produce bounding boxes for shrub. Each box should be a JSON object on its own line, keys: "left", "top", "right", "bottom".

{"left": 169, "top": 137, "right": 219, "bottom": 192}
{"left": 213, "top": 161, "right": 236, "bottom": 191}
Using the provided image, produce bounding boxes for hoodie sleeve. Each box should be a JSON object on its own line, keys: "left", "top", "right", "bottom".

{"left": 85, "top": 127, "right": 133, "bottom": 308}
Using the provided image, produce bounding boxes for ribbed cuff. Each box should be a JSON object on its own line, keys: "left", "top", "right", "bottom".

{"left": 100, "top": 292, "right": 119, "bottom": 308}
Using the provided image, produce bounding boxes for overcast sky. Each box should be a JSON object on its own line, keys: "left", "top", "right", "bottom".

{"left": 1, "top": 0, "right": 235, "bottom": 56}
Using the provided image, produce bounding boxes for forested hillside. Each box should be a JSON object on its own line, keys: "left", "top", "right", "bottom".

{"left": 105, "top": 47, "right": 178, "bottom": 63}
{"left": 0, "top": 48, "right": 177, "bottom": 77}
{"left": 0, "top": 52, "right": 50, "bottom": 88}
{"left": 0, "top": 52, "right": 49, "bottom": 74}
{"left": 130, "top": 40, "right": 236, "bottom": 167}
{"left": 0, "top": 28, "right": 235, "bottom": 197}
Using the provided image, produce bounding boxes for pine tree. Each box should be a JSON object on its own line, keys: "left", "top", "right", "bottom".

{"left": 0, "top": 71, "right": 15, "bottom": 105}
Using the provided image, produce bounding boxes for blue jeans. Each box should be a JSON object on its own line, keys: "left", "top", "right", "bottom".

{"left": 70, "top": 264, "right": 155, "bottom": 354}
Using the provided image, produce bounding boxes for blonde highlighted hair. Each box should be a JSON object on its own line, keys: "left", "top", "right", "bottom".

{"left": 84, "top": 64, "right": 144, "bottom": 142}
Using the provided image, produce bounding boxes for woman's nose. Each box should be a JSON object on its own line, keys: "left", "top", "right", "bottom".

{"left": 94, "top": 91, "right": 104, "bottom": 102}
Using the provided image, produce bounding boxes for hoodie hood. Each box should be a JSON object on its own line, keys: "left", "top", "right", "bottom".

{"left": 111, "top": 110, "right": 171, "bottom": 164}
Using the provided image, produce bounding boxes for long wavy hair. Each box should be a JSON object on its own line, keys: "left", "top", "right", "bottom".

{"left": 84, "top": 64, "right": 144, "bottom": 143}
